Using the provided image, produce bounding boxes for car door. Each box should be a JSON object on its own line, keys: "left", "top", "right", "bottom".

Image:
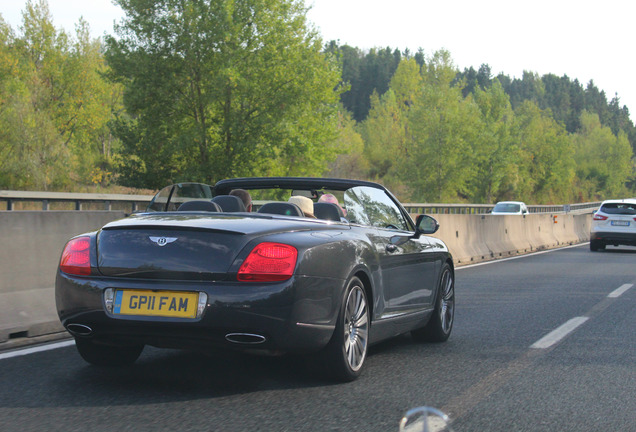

{"left": 344, "top": 186, "right": 438, "bottom": 313}
{"left": 378, "top": 227, "right": 438, "bottom": 311}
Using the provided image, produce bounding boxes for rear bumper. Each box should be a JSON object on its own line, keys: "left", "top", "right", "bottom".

{"left": 590, "top": 231, "right": 636, "bottom": 246}
{"left": 56, "top": 271, "right": 342, "bottom": 353}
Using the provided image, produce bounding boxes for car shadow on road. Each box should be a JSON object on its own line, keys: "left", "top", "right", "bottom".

{"left": 74, "top": 334, "right": 428, "bottom": 401}
{"left": 74, "top": 348, "right": 328, "bottom": 400}
{"left": 597, "top": 246, "right": 636, "bottom": 254}
{"left": 0, "top": 333, "right": 449, "bottom": 409}
{"left": 0, "top": 346, "right": 318, "bottom": 409}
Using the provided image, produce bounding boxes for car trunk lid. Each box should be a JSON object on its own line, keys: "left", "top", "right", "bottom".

{"left": 96, "top": 213, "right": 307, "bottom": 280}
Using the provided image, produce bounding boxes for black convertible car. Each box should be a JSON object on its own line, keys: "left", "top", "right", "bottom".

{"left": 56, "top": 177, "right": 454, "bottom": 381}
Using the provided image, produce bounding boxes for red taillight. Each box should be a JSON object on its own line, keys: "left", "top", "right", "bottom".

{"left": 60, "top": 237, "right": 91, "bottom": 276}
{"left": 237, "top": 242, "right": 298, "bottom": 282}
{"left": 593, "top": 214, "right": 608, "bottom": 221}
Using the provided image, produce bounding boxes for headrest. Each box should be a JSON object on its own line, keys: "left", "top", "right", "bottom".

{"left": 257, "top": 202, "right": 304, "bottom": 217}
{"left": 314, "top": 202, "right": 345, "bottom": 221}
{"left": 212, "top": 195, "right": 247, "bottom": 212}
{"left": 177, "top": 200, "right": 222, "bottom": 212}
{"left": 318, "top": 193, "right": 347, "bottom": 216}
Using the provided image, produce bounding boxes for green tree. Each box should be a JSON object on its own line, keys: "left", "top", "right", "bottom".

{"left": 324, "top": 42, "right": 404, "bottom": 122}
{"left": 0, "top": 18, "right": 20, "bottom": 187}
{"left": 402, "top": 50, "right": 481, "bottom": 202}
{"left": 325, "top": 107, "right": 368, "bottom": 179}
{"left": 470, "top": 79, "right": 518, "bottom": 203}
{"left": 607, "top": 95, "right": 636, "bottom": 154}
{"left": 573, "top": 111, "right": 633, "bottom": 199}
{"left": 0, "top": 2, "right": 69, "bottom": 190}
{"left": 106, "top": 0, "right": 342, "bottom": 188}
{"left": 0, "top": 1, "right": 121, "bottom": 190}
{"left": 390, "top": 57, "right": 422, "bottom": 109}
{"left": 503, "top": 71, "right": 546, "bottom": 110}
{"left": 515, "top": 101, "right": 575, "bottom": 203}
{"left": 361, "top": 89, "right": 404, "bottom": 180}
{"left": 360, "top": 58, "right": 421, "bottom": 187}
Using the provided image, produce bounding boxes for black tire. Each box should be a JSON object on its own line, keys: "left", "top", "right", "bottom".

{"left": 590, "top": 240, "right": 603, "bottom": 251}
{"left": 321, "top": 276, "right": 369, "bottom": 382}
{"left": 75, "top": 338, "right": 144, "bottom": 367}
{"left": 412, "top": 264, "right": 454, "bottom": 342}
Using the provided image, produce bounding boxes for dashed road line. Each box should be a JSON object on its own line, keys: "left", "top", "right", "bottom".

{"left": 608, "top": 283, "right": 633, "bottom": 298}
{"left": 0, "top": 340, "right": 75, "bottom": 361}
{"left": 530, "top": 317, "right": 589, "bottom": 349}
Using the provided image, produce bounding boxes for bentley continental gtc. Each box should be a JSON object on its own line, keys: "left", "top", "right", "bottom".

{"left": 56, "top": 177, "right": 455, "bottom": 381}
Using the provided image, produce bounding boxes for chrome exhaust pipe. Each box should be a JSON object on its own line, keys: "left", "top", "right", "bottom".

{"left": 66, "top": 323, "right": 93, "bottom": 336}
{"left": 225, "top": 333, "right": 267, "bottom": 345}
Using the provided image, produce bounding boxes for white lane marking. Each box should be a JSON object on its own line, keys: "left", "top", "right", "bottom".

{"left": 0, "top": 340, "right": 75, "bottom": 361}
{"left": 456, "top": 243, "right": 586, "bottom": 270}
{"left": 608, "top": 283, "right": 633, "bottom": 298}
{"left": 530, "top": 317, "right": 589, "bottom": 349}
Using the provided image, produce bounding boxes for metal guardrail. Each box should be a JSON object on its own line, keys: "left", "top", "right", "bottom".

{"left": 402, "top": 202, "right": 601, "bottom": 215}
{"left": 0, "top": 190, "right": 152, "bottom": 212}
{"left": 403, "top": 203, "right": 492, "bottom": 214}
{"left": 0, "top": 190, "right": 602, "bottom": 214}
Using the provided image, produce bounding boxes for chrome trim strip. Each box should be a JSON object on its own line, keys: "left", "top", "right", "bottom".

{"left": 378, "top": 308, "right": 434, "bottom": 321}
{"left": 295, "top": 322, "right": 336, "bottom": 330}
{"left": 225, "top": 333, "right": 267, "bottom": 344}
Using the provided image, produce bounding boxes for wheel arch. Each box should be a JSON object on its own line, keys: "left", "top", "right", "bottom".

{"left": 446, "top": 257, "right": 455, "bottom": 277}
{"left": 433, "top": 257, "right": 455, "bottom": 305}
{"left": 353, "top": 269, "right": 374, "bottom": 323}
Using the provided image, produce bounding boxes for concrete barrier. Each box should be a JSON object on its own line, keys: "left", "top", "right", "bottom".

{"left": 0, "top": 210, "right": 591, "bottom": 348}
{"left": 424, "top": 213, "right": 592, "bottom": 265}
{"left": 0, "top": 211, "right": 125, "bottom": 344}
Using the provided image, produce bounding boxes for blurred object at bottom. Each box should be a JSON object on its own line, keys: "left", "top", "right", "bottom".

{"left": 399, "top": 406, "right": 453, "bottom": 432}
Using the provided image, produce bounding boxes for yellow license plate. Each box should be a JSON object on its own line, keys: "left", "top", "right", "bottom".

{"left": 113, "top": 290, "right": 199, "bottom": 318}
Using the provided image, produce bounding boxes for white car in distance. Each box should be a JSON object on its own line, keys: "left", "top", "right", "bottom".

{"left": 490, "top": 201, "right": 529, "bottom": 215}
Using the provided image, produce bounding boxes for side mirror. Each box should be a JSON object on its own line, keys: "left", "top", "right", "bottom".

{"left": 415, "top": 214, "right": 439, "bottom": 235}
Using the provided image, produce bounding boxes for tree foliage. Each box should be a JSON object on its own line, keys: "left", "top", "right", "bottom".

{"left": 1, "top": 3, "right": 634, "bottom": 203}
{"left": 106, "top": 0, "right": 342, "bottom": 188}
{"left": 514, "top": 101, "right": 575, "bottom": 203}
{"left": 0, "top": 0, "right": 121, "bottom": 190}
{"left": 326, "top": 107, "right": 368, "bottom": 180}
{"left": 325, "top": 42, "right": 403, "bottom": 122}
{"left": 325, "top": 40, "right": 634, "bottom": 203}
{"left": 469, "top": 80, "right": 517, "bottom": 203}
{"left": 573, "top": 111, "right": 633, "bottom": 200}
{"left": 454, "top": 66, "right": 636, "bottom": 153}
{"left": 343, "top": 53, "right": 633, "bottom": 203}
{"left": 401, "top": 51, "right": 480, "bottom": 202}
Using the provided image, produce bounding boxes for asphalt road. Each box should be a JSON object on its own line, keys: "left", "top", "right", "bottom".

{"left": 1, "top": 244, "right": 634, "bottom": 432}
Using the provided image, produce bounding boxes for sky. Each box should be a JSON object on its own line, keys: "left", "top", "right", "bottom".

{"left": 2, "top": 0, "right": 635, "bottom": 116}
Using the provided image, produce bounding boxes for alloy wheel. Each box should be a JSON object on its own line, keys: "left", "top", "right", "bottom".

{"left": 343, "top": 285, "right": 369, "bottom": 372}
{"left": 439, "top": 269, "right": 454, "bottom": 334}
